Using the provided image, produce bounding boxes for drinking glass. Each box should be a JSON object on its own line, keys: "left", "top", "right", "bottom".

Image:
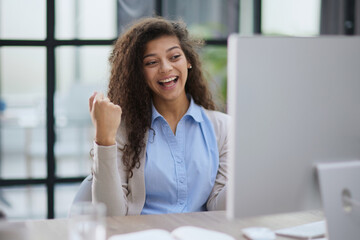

{"left": 69, "top": 202, "right": 106, "bottom": 240}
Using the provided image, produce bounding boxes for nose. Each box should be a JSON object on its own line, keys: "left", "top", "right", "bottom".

{"left": 159, "top": 60, "right": 173, "bottom": 73}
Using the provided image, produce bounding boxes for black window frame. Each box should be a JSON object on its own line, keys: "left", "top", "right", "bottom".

{"left": 0, "top": 0, "right": 249, "bottom": 219}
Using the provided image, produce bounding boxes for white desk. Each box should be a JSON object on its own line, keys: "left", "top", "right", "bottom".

{"left": 23, "top": 210, "right": 324, "bottom": 240}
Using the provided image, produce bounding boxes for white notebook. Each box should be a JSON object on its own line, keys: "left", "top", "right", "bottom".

{"left": 108, "top": 226, "right": 235, "bottom": 240}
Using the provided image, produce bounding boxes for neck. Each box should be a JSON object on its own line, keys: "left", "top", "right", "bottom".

{"left": 153, "top": 94, "right": 190, "bottom": 125}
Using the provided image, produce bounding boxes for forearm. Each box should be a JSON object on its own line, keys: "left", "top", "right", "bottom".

{"left": 207, "top": 148, "right": 228, "bottom": 211}
{"left": 92, "top": 142, "right": 128, "bottom": 216}
{"left": 207, "top": 120, "right": 229, "bottom": 211}
{"left": 207, "top": 185, "right": 227, "bottom": 211}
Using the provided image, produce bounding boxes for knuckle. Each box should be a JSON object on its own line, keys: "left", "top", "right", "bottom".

{"left": 94, "top": 99, "right": 105, "bottom": 108}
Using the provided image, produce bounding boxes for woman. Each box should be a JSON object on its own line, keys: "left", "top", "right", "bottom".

{"left": 89, "top": 17, "right": 230, "bottom": 216}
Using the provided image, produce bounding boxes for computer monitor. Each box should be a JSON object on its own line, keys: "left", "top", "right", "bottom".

{"left": 226, "top": 35, "right": 360, "bottom": 219}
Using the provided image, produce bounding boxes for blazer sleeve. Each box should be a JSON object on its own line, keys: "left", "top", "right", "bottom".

{"left": 91, "top": 122, "right": 129, "bottom": 216}
{"left": 206, "top": 110, "right": 231, "bottom": 211}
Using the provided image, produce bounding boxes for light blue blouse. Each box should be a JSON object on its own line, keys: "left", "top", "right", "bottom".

{"left": 141, "top": 97, "right": 219, "bottom": 214}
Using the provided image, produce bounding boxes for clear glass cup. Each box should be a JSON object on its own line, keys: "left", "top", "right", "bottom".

{"left": 68, "top": 202, "right": 106, "bottom": 240}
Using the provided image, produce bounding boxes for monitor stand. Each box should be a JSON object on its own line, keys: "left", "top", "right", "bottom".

{"left": 317, "top": 161, "right": 360, "bottom": 240}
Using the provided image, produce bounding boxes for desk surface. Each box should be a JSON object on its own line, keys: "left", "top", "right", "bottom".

{"left": 25, "top": 210, "right": 324, "bottom": 240}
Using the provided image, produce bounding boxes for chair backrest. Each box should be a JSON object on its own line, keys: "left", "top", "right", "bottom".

{"left": 69, "top": 174, "right": 92, "bottom": 216}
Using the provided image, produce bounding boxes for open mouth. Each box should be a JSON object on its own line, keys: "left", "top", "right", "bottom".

{"left": 158, "top": 76, "right": 179, "bottom": 88}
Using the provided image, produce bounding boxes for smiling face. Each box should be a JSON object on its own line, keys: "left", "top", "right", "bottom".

{"left": 143, "top": 35, "right": 191, "bottom": 106}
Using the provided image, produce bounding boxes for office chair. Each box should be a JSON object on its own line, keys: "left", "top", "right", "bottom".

{"left": 70, "top": 174, "right": 92, "bottom": 211}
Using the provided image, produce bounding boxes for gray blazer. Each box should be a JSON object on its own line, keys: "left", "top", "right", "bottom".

{"left": 90, "top": 109, "right": 230, "bottom": 216}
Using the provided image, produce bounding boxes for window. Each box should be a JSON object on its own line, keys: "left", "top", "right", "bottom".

{"left": 55, "top": 46, "right": 111, "bottom": 178}
{"left": 0, "top": 0, "right": 116, "bottom": 219}
{"left": 262, "top": 0, "right": 321, "bottom": 36}
{"left": 0, "top": 0, "right": 46, "bottom": 40}
{"left": 0, "top": 47, "right": 47, "bottom": 180}
{"left": 0, "top": 0, "right": 240, "bottom": 219}
{"left": 55, "top": 0, "right": 117, "bottom": 39}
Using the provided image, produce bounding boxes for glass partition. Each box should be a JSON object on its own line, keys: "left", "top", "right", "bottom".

{"left": 55, "top": 0, "right": 117, "bottom": 39}
{"left": 55, "top": 183, "right": 80, "bottom": 218}
{"left": 200, "top": 46, "right": 227, "bottom": 112}
{"left": 55, "top": 46, "right": 110, "bottom": 177}
{"left": 0, "top": 185, "right": 47, "bottom": 219}
{"left": 0, "top": 0, "right": 46, "bottom": 40}
{"left": 262, "top": 0, "right": 321, "bottom": 36}
{"left": 163, "top": 0, "right": 239, "bottom": 39}
{"left": 0, "top": 47, "right": 46, "bottom": 179}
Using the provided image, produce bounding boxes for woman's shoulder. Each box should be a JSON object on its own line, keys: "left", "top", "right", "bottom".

{"left": 203, "top": 109, "right": 230, "bottom": 124}
{"left": 202, "top": 109, "right": 231, "bottom": 134}
{"left": 202, "top": 109, "right": 230, "bottom": 149}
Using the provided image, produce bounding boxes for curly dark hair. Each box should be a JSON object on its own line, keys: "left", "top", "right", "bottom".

{"left": 108, "top": 17, "right": 215, "bottom": 177}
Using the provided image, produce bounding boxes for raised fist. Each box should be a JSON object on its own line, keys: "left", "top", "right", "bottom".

{"left": 89, "top": 92, "right": 122, "bottom": 146}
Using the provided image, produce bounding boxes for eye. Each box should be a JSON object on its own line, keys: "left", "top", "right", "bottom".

{"left": 170, "top": 54, "right": 181, "bottom": 61}
{"left": 145, "top": 60, "right": 157, "bottom": 66}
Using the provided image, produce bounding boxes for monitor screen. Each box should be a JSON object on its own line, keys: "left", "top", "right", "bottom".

{"left": 226, "top": 36, "right": 360, "bottom": 219}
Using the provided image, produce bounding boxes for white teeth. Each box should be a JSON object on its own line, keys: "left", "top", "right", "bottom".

{"left": 159, "top": 77, "right": 177, "bottom": 83}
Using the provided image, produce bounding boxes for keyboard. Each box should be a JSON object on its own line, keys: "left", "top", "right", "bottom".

{"left": 275, "top": 221, "right": 326, "bottom": 239}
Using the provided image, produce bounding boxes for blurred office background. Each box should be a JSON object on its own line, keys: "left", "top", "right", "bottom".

{"left": 0, "top": 0, "right": 358, "bottom": 220}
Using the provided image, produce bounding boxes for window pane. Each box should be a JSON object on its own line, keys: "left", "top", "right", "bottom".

{"left": 0, "top": 47, "right": 46, "bottom": 179}
{"left": 163, "top": 0, "right": 239, "bottom": 39}
{"left": 55, "top": 183, "right": 81, "bottom": 218}
{"left": 0, "top": 185, "right": 47, "bottom": 220}
{"left": 55, "top": 0, "right": 117, "bottom": 39}
{"left": 262, "top": 0, "right": 321, "bottom": 36}
{"left": 118, "top": 0, "right": 156, "bottom": 33}
{"left": 0, "top": 0, "right": 46, "bottom": 40}
{"left": 55, "top": 46, "right": 111, "bottom": 177}
{"left": 200, "top": 46, "right": 227, "bottom": 112}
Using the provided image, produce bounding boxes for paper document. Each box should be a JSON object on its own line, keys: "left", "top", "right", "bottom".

{"left": 109, "top": 226, "right": 235, "bottom": 240}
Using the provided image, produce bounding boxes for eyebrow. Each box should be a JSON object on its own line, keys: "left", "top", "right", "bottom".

{"left": 143, "top": 46, "right": 181, "bottom": 59}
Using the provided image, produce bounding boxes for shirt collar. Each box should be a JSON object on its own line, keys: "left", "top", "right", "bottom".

{"left": 184, "top": 96, "right": 203, "bottom": 123}
{"left": 151, "top": 103, "right": 163, "bottom": 124}
{"left": 151, "top": 95, "right": 204, "bottom": 125}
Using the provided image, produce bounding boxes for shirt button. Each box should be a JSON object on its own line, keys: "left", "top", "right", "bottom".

{"left": 179, "top": 201, "right": 185, "bottom": 205}
{"left": 179, "top": 178, "right": 185, "bottom": 183}
{"left": 177, "top": 159, "right": 182, "bottom": 163}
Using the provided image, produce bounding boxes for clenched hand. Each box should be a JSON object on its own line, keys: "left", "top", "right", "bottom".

{"left": 89, "top": 92, "right": 122, "bottom": 146}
